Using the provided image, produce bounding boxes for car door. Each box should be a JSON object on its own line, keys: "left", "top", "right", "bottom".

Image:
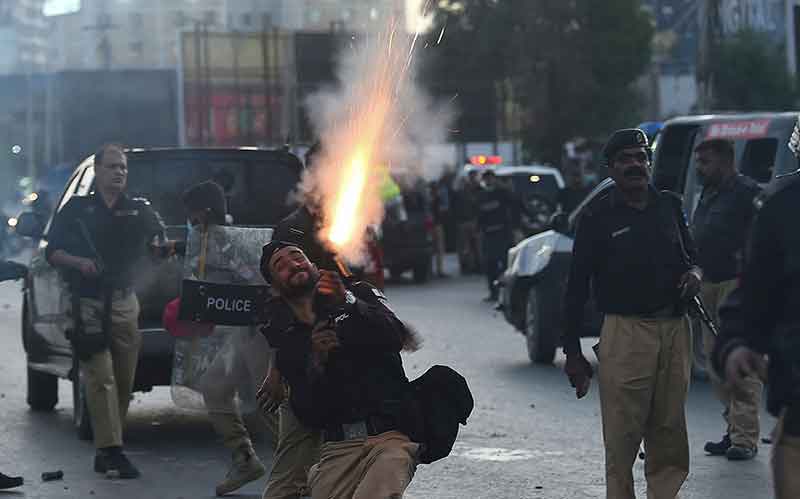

{"left": 28, "top": 161, "right": 94, "bottom": 353}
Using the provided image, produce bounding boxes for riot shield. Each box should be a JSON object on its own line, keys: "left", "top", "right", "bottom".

{"left": 171, "top": 224, "right": 273, "bottom": 414}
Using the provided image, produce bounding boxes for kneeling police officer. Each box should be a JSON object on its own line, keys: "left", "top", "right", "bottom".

{"left": 260, "top": 241, "right": 421, "bottom": 499}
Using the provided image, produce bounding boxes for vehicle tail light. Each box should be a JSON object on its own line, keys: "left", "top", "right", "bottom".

{"left": 424, "top": 215, "right": 434, "bottom": 233}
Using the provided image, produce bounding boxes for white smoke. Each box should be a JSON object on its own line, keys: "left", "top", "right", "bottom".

{"left": 299, "top": 19, "right": 454, "bottom": 263}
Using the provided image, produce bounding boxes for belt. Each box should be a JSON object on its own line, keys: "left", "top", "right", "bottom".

{"left": 323, "top": 415, "right": 397, "bottom": 442}
{"left": 639, "top": 304, "right": 679, "bottom": 319}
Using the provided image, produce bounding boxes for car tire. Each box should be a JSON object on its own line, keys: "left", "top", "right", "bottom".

{"left": 27, "top": 367, "right": 58, "bottom": 412}
{"left": 525, "top": 287, "right": 556, "bottom": 364}
{"left": 413, "top": 260, "right": 431, "bottom": 283}
{"left": 72, "top": 362, "right": 93, "bottom": 441}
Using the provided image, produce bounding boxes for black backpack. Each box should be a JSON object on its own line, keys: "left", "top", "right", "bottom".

{"left": 410, "top": 365, "right": 474, "bottom": 464}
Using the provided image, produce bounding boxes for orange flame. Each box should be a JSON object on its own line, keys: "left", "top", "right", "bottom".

{"left": 316, "top": 18, "right": 418, "bottom": 262}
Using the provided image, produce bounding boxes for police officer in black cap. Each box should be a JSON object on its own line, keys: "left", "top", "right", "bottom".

{"left": 563, "top": 128, "right": 702, "bottom": 499}
{"left": 714, "top": 117, "right": 800, "bottom": 499}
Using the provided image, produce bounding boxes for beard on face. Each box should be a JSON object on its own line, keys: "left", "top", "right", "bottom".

{"left": 277, "top": 266, "right": 320, "bottom": 299}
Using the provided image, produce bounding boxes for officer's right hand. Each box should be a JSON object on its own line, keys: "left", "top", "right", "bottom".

{"left": 564, "top": 354, "right": 593, "bottom": 399}
{"left": 725, "top": 346, "right": 767, "bottom": 395}
{"left": 74, "top": 257, "right": 99, "bottom": 277}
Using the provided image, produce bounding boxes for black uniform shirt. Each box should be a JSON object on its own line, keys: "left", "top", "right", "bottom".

{"left": 260, "top": 282, "right": 412, "bottom": 430}
{"left": 563, "top": 186, "right": 697, "bottom": 356}
{"left": 46, "top": 192, "right": 164, "bottom": 298}
{"left": 716, "top": 172, "right": 800, "bottom": 359}
{"left": 476, "top": 186, "right": 516, "bottom": 235}
{"left": 692, "top": 174, "right": 761, "bottom": 283}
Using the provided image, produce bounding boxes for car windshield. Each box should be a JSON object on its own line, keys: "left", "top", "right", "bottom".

{"left": 503, "top": 173, "right": 560, "bottom": 203}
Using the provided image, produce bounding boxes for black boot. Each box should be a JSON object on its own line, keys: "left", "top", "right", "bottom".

{"left": 0, "top": 472, "right": 23, "bottom": 489}
{"left": 94, "top": 446, "right": 141, "bottom": 479}
{"left": 704, "top": 434, "right": 732, "bottom": 456}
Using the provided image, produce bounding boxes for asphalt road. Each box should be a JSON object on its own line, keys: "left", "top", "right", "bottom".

{"left": 0, "top": 257, "right": 776, "bottom": 499}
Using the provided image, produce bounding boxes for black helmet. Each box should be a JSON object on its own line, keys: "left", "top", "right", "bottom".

{"left": 182, "top": 180, "right": 227, "bottom": 225}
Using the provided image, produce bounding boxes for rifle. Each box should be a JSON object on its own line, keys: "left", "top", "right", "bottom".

{"left": 666, "top": 194, "right": 720, "bottom": 337}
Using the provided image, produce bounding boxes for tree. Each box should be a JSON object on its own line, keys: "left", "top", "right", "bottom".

{"left": 423, "top": 0, "right": 654, "bottom": 163}
{"left": 712, "top": 29, "right": 797, "bottom": 111}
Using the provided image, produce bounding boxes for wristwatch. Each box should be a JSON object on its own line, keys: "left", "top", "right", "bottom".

{"left": 344, "top": 290, "right": 357, "bottom": 306}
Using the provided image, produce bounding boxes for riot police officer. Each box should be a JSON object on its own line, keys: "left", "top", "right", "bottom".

{"left": 476, "top": 169, "right": 516, "bottom": 302}
{"left": 715, "top": 119, "right": 800, "bottom": 499}
{"left": 47, "top": 143, "right": 166, "bottom": 479}
{"left": 563, "top": 129, "right": 701, "bottom": 499}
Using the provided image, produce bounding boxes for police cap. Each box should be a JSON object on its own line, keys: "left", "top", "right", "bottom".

{"left": 260, "top": 239, "right": 299, "bottom": 283}
{"left": 601, "top": 128, "right": 650, "bottom": 167}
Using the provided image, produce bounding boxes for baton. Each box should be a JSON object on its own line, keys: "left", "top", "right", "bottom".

{"left": 691, "top": 295, "right": 719, "bottom": 337}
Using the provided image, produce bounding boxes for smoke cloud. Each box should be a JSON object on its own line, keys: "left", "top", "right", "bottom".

{"left": 299, "top": 19, "right": 454, "bottom": 264}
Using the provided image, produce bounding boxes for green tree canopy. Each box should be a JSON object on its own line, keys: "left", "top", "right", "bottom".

{"left": 712, "top": 29, "right": 797, "bottom": 111}
{"left": 422, "top": 0, "right": 654, "bottom": 163}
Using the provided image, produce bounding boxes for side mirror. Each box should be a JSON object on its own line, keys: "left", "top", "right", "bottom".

{"left": 549, "top": 212, "right": 569, "bottom": 234}
{"left": 14, "top": 212, "right": 44, "bottom": 239}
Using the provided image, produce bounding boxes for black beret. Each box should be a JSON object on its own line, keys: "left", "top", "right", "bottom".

{"left": 182, "top": 180, "right": 227, "bottom": 225}
{"left": 601, "top": 128, "right": 649, "bottom": 166}
{"left": 260, "top": 239, "right": 297, "bottom": 283}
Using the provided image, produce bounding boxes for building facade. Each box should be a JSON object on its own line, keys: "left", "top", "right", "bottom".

{"left": 0, "top": 0, "right": 47, "bottom": 73}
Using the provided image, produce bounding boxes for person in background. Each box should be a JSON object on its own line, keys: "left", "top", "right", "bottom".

{"left": 429, "top": 180, "right": 448, "bottom": 278}
{"left": 557, "top": 159, "right": 591, "bottom": 215}
{"left": 0, "top": 259, "right": 28, "bottom": 490}
{"left": 476, "top": 170, "right": 515, "bottom": 302}
{"left": 691, "top": 138, "right": 762, "bottom": 461}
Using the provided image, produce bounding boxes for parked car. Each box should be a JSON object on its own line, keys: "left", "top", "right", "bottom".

{"left": 15, "top": 147, "right": 303, "bottom": 439}
{"left": 381, "top": 186, "right": 434, "bottom": 283}
{"left": 460, "top": 165, "right": 565, "bottom": 237}
{"left": 499, "top": 112, "right": 799, "bottom": 367}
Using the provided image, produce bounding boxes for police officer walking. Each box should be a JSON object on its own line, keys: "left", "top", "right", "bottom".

{"left": 260, "top": 241, "right": 422, "bottom": 499}
{"left": 47, "top": 143, "right": 166, "bottom": 479}
{"left": 690, "top": 138, "right": 763, "bottom": 460}
{"left": 563, "top": 129, "right": 701, "bottom": 499}
{"left": 715, "top": 121, "right": 800, "bottom": 499}
{"left": 476, "top": 169, "right": 516, "bottom": 302}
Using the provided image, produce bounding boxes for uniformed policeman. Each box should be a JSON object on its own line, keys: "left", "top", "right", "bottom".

{"left": 178, "top": 180, "right": 275, "bottom": 496}
{"left": 0, "top": 260, "right": 27, "bottom": 490}
{"left": 563, "top": 129, "right": 701, "bottom": 499}
{"left": 476, "top": 169, "right": 516, "bottom": 302}
{"left": 260, "top": 241, "right": 421, "bottom": 499}
{"left": 47, "top": 143, "right": 166, "bottom": 478}
{"left": 690, "top": 138, "right": 763, "bottom": 460}
{"left": 714, "top": 118, "right": 800, "bottom": 499}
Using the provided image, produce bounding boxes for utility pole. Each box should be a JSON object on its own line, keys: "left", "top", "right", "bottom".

{"left": 697, "top": 0, "right": 721, "bottom": 112}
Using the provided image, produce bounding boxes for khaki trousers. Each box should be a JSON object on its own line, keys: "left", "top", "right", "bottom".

{"left": 700, "top": 280, "right": 762, "bottom": 448}
{"left": 263, "top": 402, "right": 322, "bottom": 499}
{"left": 598, "top": 315, "right": 691, "bottom": 499}
{"left": 203, "top": 329, "right": 276, "bottom": 453}
{"left": 308, "top": 431, "right": 418, "bottom": 499}
{"left": 773, "top": 409, "right": 800, "bottom": 499}
{"left": 79, "top": 292, "right": 141, "bottom": 449}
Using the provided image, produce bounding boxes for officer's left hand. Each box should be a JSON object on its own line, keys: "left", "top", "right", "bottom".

{"left": 678, "top": 270, "right": 701, "bottom": 298}
{"left": 317, "top": 270, "right": 346, "bottom": 305}
{"left": 256, "top": 368, "right": 286, "bottom": 415}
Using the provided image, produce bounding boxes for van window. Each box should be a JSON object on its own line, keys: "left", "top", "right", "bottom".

{"left": 127, "top": 154, "right": 301, "bottom": 227}
{"left": 653, "top": 124, "right": 701, "bottom": 192}
{"left": 741, "top": 138, "right": 777, "bottom": 184}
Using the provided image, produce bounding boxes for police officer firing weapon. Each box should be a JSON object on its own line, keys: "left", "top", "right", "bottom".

{"left": 259, "top": 241, "right": 423, "bottom": 499}
{"left": 563, "top": 129, "right": 701, "bottom": 499}
{"left": 714, "top": 117, "right": 800, "bottom": 499}
{"left": 47, "top": 143, "right": 168, "bottom": 479}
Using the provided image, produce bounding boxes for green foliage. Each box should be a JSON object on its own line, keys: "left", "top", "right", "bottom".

{"left": 423, "top": 0, "right": 655, "bottom": 162}
{"left": 712, "top": 29, "right": 797, "bottom": 111}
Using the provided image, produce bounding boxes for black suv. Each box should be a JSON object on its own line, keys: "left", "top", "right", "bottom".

{"left": 499, "top": 112, "right": 798, "bottom": 367}
{"left": 16, "top": 147, "right": 302, "bottom": 438}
